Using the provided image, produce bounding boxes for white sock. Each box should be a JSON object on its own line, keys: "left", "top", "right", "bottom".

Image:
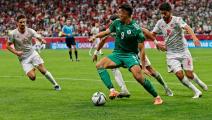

{"left": 45, "top": 71, "right": 58, "bottom": 86}
{"left": 112, "top": 68, "right": 128, "bottom": 93}
{"left": 181, "top": 76, "right": 200, "bottom": 93}
{"left": 192, "top": 73, "right": 208, "bottom": 90}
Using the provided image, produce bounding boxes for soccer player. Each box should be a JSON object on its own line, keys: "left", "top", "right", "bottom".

{"left": 89, "top": 23, "right": 103, "bottom": 56}
{"left": 6, "top": 14, "right": 61, "bottom": 90}
{"left": 89, "top": 4, "right": 163, "bottom": 105}
{"left": 92, "top": 15, "right": 173, "bottom": 97}
{"left": 62, "top": 18, "right": 79, "bottom": 61}
{"left": 152, "top": 2, "right": 208, "bottom": 98}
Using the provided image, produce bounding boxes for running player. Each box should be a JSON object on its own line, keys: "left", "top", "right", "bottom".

{"left": 7, "top": 14, "right": 61, "bottom": 90}
{"left": 152, "top": 2, "right": 208, "bottom": 98}
{"left": 89, "top": 4, "right": 163, "bottom": 105}
{"left": 92, "top": 15, "right": 173, "bottom": 97}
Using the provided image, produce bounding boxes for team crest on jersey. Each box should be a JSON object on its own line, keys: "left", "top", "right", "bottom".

{"left": 127, "top": 30, "right": 131, "bottom": 34}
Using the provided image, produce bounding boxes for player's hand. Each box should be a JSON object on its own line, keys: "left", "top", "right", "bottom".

{"left": 89, "top": 36, "right": 95, "bottom": 42}
{"left": 41, "top": 39, "right": 47, "bottom": 44}
{"left": 142, "top": 67, "right": 151, "bottom": 76}
{"left": 15, "top": 51, "right": 23, "bottom": 57}
{"left": 194, "top": 39, "right": 201, "bottom": 47}
{"left": 156, "top": 43, "right": 167, "bottom": 51}
{"left": 92, "top": 54, "right": 98, "bottom": 62}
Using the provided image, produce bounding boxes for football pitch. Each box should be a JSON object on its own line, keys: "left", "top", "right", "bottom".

{"left": 0, "top": 48, "right": 211, "bottom": 120}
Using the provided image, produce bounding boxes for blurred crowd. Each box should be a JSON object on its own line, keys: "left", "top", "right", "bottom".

{"left": 0, "top": 0, "right": 211, "bottom": 37}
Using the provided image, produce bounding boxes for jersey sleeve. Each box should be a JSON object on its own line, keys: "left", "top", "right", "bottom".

{"left": 62, "top": 26, "right": 65, "bottom": 32}
{"left": 177, "top": 17, "right": 187, "bottom": 28}
{"left": 137, "top": 29, "right": 145, "bottom": 43}
{"left": 30, "top": 28, "right": 42, "bottom": 39}
{"left": 152, "top": 21, "right": 161, "bottom": 33}
{"left": 109, "top": 20, "right": 117, "bottom": 33}
{"left": 8, "top": 31, "right": 14, "bottom": 43}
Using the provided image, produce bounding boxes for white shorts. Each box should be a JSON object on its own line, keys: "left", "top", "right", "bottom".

{"left": 167, "top": 52, "right": 193, "bottom": 73}
{"left": 20, "top": 51, "right": 44, "bottom": 74}
{"left": 140, "top": 56, "right": 151, "bottom": 67}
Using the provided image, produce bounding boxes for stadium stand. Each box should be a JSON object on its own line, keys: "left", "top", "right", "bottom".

{"left": 0, "top": 0, "right": 211, "bottom": 37}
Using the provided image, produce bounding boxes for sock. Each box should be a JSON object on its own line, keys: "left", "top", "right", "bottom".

{"left": 97, "top": 68, "right": 114, "bottom": 89}
{"left": 154, "top": 72, "right": 168, "bottom": 88}
{"left": 191, "top": 73, "right": 207, "bottom": 90}
{"left": 69, "top": 51, "right": 72, "bottom": 60}
{"left": 181, "top": 76, "right": 199, "bottom": 93}
{"left": 45, "top": 71, "right": 58, "bottom": 86}
{"left": 112, "top": 68, "right": 128, "bottom": 92}
{"left": 74, "top": 50, "right": 78, "bottom": 60}
{"left": 142, "top": 78, "right": 158, "bottom": 97}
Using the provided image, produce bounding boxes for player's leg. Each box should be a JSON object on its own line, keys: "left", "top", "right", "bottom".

{"left": 147, "top": 66, "right": 173, "bottom": 96}
{"left": 111, "top": 68, "right": 130, "bottom": 98}
{"left": 96, "top": 54, "right": 121, "bottom": 99}
{"left": 36, "top": 63, "right": 61, "bottom": 90}
{"left": 123, "top": 54, "right": 162, "bottom": 104}
{"left": 168, "top": 58, "right": 201, "bottom": 98}
{"left": 185, "top": 71, "right": 208, "bottom": 91}
{"left": 31, "top": 51, "right": 61, "bottom": 90}
{"left": 26, "top": 68, "right": 36, "bottom": 80}
{"left": 130, "top": 65, "right": 163, "bottom": 105}
{"left": 71, "top": 37, "right": 79, "bottom": 61}
{"left": 182, "top": 56, "right": 208, "bottom": 91}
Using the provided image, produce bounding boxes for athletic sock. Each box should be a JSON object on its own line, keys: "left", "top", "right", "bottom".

{"left": 112, "top": 68, "right": 128, "bottom": 92}
{"left": 181, "top": 76, "right": 199, "bottom": 93}
{"left": 74, "top": 50, "right": 78, "bottom": 60}
{"left": 142, "top": 78, "right": 158, "bottom": 97}
{"left": 45, "top": 71, "right": 58, "bottom": 86}
{"left": 97, "top": 68, "right": 114, "bottom": 89}
{"left": 154, "top": 71, "right": 168, "bottom": 88}
{"left": 69, "top": 51, "right": 72, "bottom": 60}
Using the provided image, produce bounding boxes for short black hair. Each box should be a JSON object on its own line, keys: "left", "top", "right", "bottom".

{"left": 159, "top": 2, "right": 172, "bottom": 11}
{"left": 16, "top": 14, "right": 26, "bottom": 21}
{"left": 110, "top": 15, "right": 119, "bottom": 21}
{"left": 119, "top": 4, "right": 133, "bottom": 16}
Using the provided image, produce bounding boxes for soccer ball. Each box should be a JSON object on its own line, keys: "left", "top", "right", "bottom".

{"left": 91, "top": 92, "right": 106, "bottom": 106}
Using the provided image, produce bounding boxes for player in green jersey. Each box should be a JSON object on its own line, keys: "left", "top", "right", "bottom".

{"left": 89, "top": 4, "right": 163, "bottom": 105}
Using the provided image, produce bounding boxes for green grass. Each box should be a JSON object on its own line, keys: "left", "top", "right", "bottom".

{"left": 0, "top": 48, "right": 212, "bottom": 120}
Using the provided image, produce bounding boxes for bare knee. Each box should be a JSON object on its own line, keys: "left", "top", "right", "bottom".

{"left": 175, "top": 71, "right": 184, "bottom": 80}
{"left": 96, "top": 62, "right": 104, "bottom": 69}
{"left": 27, "top": 73, "right": 36, "bottom": 81}
{"left": 131, "top": 66, "right": 144, "bottom": 84}
{"left": 185, "top": 71, "right": 194, "bottom": 79}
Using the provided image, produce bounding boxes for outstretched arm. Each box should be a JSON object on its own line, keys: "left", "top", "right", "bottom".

{"left": 138, "top": 42, "right": 151, "bottom": 76}
{"left": 89, "top": 28, "right": 111, "bottom": 42}
{"left": 183, "top": 25, "right": 201, "bottom": 46}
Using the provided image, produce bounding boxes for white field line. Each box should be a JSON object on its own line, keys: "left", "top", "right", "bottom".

{"left": 0, "top": 75, "right": 212, "bottom": 87}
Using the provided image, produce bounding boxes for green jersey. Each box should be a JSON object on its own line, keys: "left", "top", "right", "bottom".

{"left": 109, "top": 19, "right": 145, "bottom": 54}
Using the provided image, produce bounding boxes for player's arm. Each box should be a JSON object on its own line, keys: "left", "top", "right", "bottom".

{"left": 183, "top": 25, "right": 200, "bottom": 46}
{"left": 30, "top": 28, "right": 46, "bottom": 44}
{"left": 142, "top": 28, "right": 156, "bottom": 41}
{"left": 6, "top": 38, "right": 23, "bottom": 57}
{"left": 138, "top": 43, "right": 151, "bottom": 76}
{"left": 89, "top": 28, "right": 111, "bottom": 42}
{"left": 92, "top": 36, "right": 108, "bottom": 62}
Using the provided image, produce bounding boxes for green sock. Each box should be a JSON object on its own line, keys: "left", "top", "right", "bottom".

{"left": 143, "top": 78, "right": 158, "bottom": 97}
{"left": 97, "top": 68, "right": 114, "bottom": 89}
{"left": 154, "top": 72, "right": 167, "bottom": 88}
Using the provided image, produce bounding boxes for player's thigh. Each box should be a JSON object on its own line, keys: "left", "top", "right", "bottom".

{"left": 182, "top": 57, "right": 193, "bottom": 72}
{"left": 31, "top": 52, "right": 46, "bottom": 74}
{"left": 96, "top": 53, "right": 122, "bottom": 69}
{"left": 122, "top": 53, "right": 140, "bottom": 70}
{"left": 167, "top": 58, "right": 182, "bottom": 73}
{"left": 184, "top": 70, "right": 194, "bottom": 79}
{"left": 21, "top": 56, "right": 34, "bottom": 75}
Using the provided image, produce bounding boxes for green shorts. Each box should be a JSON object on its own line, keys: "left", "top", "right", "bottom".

{"left": 107, "top": 52, "right": 140, "bottom": 70}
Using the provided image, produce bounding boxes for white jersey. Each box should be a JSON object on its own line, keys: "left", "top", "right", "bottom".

{"left": 8, "top": 27, "right": 41, "bottom": 60}
{"left": 91, "top": 26, "right": 99, "bottom": 35}
{"left": 153, "top": 16, "right": 189, "bottom": 56}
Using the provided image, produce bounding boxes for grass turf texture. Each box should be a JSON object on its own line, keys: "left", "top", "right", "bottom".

{"left": 0, "top": 48, "right": 211, "bottom": 120}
